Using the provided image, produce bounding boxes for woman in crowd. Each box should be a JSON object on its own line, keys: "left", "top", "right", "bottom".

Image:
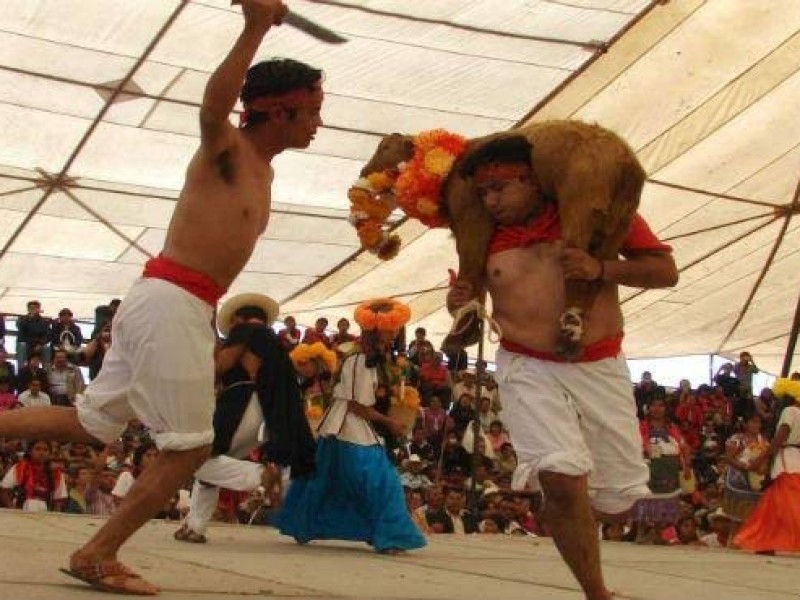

{"left": 278, "top": 297, "right": 426, "bottom": 554}
{"left": 721, "top": 413, "right": 769, "bottom": 533}
{"left": 0, "top": 439, "right": 67, "bottom": 512}
{"left": 734, "top": 378, "right": 800, "bottom": 552}
{"left": 635, "top": 396, "right": 693, "bottom": 543}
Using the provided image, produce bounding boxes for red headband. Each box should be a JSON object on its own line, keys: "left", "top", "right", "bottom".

{"left": 239, "top": 81, "right": 323, "bottom": 128}
{"left": 473, "top": 162, "right": 531, "bottom": 185}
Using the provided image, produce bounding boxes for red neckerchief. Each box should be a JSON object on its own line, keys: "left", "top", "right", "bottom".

{"left": 488, "top": 203, "right": 560, "bottom": 256}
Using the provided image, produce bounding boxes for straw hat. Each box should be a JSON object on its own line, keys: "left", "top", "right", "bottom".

{"left": 217, "top": 293, "right": 279, "bottom": 336}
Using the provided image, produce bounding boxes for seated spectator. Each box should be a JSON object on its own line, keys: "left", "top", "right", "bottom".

{"left": 496, "top": 442, "right": 518, "bottom": 476}
{"left": 497, "top": 494, "right": 527, "bottom": 536}
{"left": 421, "top": 395, "right": 452, "bottom": 452}
{"left": 513, "top": 494, "right": 539, "bottom": 535}
{"left": 302, "top": 317, "right": 331, "bottom": 348}
{"left": 0, "top": 377, "right": 18, "bottom": 411}
{"left": 462, "top": 434, "right": 495, "bottom": 471}
{"left": 407, "top": 426, "right": 437, "bottom": 464}
{"left": 0, "top": 439, "right": 67, "bottom": 512}
{"left": 700, "top": 507, "right": 733, "bottom": 547}
{"left": 64, "top": 441, "right": 97, "bottom": 465}
{"left": 63, "top": 465, "right": 94, "bottom": 514}
{"left": 675, "top": 515, "right": 702, "bottom": 545}
{"left": 87, "top": 466, "right": 119, "bottom": 517}
{"left": 404, "top": 488, "right": 431, "bottom": 533}
{"left": 329, "top": 317, "right": 357, "bottom": 352}
{"left": 49, "top": 307, "right": 83, "bottom": 353}
{"left": 16, "top": 355, "right": 47, "bottom": 394}
{"left": 482, "top": 375, "right": 501, "bottom": 414}
{"left": 451, "top": 370, "right": 476, "bottom": 403}
{"left": 426, "top": 487, "right": 478, "bottom": 534}
{"left": 15, "top": 300, "right": 52, "bottom": 368}
{"left": 400, "top": 455, "right": 433, "bottom": 490}
{"left": 407, "top": 327, "right": 434, "bottom": 367}
{"left": 440, "top": 431, "right": 470, "bottom": 477}
{"left": 17, "top": 378, "right": 51, "bottom": 408}
{"left": 463, "top": 464, "right": 493, "bottom": 497}
{"left": 486, "top": 420, "right": 511, "bottom": 453}
{"left": 0, "top": 347, "right": 16, "bottom": 391}
{"left": 476, "top": 397, "right": 497, "bottom": 433}
{"left": 450, "top": 393, "right": 476, "bottom": 434}
{"left": 416, "top": 485, "right": 444, "bottom": 523}
{"left": 46, "top": 349, "right": 85, "bottom": 407}
{"left": 418, "top": 351, "right": 452, "bottom": 406}
{"left": 277, "top": 316, "right": 302, "bottom": 353}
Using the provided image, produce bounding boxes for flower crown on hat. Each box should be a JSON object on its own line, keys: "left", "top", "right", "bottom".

{"left": 290, "top": 342, "right": 338, "bottom": 375}
{"left": 353, "top": 297, "right": 411, "bottom": 332}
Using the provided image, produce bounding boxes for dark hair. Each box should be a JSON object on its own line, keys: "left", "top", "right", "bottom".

{"left": 415, "top": 327, "right": 426, "bottom": 335}
{"left": 337, "top": 318, "right": 349, "bottom": 327}
{"left": 27, "top": 300, "right": 41, "bottom": 308}
{"left": 132, "top": 441, "right": 157, "bottom": 470}
{"left": 458, "top": 135, "right": 533, "bottom": 178}
{"left": 241, "top": 58, "right": 322, "bottom": 126}
{"left": 234, "top": 305, "right": 268, "bottom": 322}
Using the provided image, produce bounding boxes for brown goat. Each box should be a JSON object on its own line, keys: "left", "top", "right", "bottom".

{"left": 360, "top": 120, "right": 644, "bottom": 358}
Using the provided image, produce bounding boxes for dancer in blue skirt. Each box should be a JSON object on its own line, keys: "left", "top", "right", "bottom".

{"left": 278, "top": 297, "right": 426, "bottom": 554}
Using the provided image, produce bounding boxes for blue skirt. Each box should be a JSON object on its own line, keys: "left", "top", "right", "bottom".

{"left": 277, "top": 436, "right": 426, "bottom": 552}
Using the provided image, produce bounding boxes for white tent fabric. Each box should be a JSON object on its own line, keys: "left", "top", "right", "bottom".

{"left": 0, "top": 1, "right": 798, "bottom": 375}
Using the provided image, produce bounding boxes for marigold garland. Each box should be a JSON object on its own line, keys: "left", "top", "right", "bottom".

{"left": 348, "top": 128, "right": 467, "bottom": 260}
{"left": 290, "top": 342, "right": 338, "bottom": 375}
{"left": 353, "top": 297, "right": 411, "bottom": 332}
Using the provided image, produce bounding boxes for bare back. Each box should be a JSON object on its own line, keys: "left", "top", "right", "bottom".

{"left": 488, "top": 243, "right": 623, "bottom": 352}
{"left": 163, "top": 133, "right": 273, "bottom": 289}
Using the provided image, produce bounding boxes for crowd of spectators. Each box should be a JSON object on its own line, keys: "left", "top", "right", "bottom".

{"left": 0, "top": 302, "right": 796, "bottom": 548}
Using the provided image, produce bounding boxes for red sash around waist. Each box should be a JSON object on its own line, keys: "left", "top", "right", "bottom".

{"left": 500, "top": 331, "right": 624, "bottom": 363}
{"left": 142, "top": 253, "right": 226, "bottom": 307}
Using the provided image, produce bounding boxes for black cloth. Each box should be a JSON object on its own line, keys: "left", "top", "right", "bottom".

{"left": 213, "top": 322, "right": 316, "bottom": 478}
{"left": 426, "top": 509, "right": 478, "bottom": 534}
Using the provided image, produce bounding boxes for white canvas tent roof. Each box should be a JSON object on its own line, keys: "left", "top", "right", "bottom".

{"left": 0, "top": 0, "right": 798, "bottom": 375}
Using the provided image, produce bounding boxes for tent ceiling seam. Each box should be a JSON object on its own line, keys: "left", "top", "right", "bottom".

{"left": 0, "top": 1, "right": 191, "bottom": 263}
{"left": 519, "top": 0, "right": 700, "bottom": 126}
{"left": 715, "top": 185, "right": 798, "bottom": 353}
{"left": 204, "top": 0, "right": 607, "bottom": 49}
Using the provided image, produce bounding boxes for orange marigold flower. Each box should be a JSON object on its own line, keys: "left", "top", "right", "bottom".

{"left": 354, "top": 297, "right": 411, "bottom": 332}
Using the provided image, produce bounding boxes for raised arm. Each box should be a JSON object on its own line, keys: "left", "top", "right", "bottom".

{"left": 199, "top": 0, "right": 287, "bottom": 153}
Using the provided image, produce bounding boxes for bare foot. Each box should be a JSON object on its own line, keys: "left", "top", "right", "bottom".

{"left": 379, "top": 548, "right": 407, "bottom": 556}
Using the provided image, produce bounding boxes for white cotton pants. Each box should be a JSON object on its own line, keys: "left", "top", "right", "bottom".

{"left": 76, "top": 278, "right": 215, "bottom": 451}
{"left": 496, "top": 348, "right": 650, "bottom": 514}
{"left": 186, "top": 392, "right": 266, "bottom": 534}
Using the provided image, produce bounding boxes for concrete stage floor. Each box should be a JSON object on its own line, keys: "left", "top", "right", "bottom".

{"left": 0, "top": 510, "right": 797, "bottom": 600}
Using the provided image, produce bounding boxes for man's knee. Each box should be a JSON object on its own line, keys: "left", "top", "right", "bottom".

{"left": 539, "top": 470, "right": 588, "bottom": 515}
